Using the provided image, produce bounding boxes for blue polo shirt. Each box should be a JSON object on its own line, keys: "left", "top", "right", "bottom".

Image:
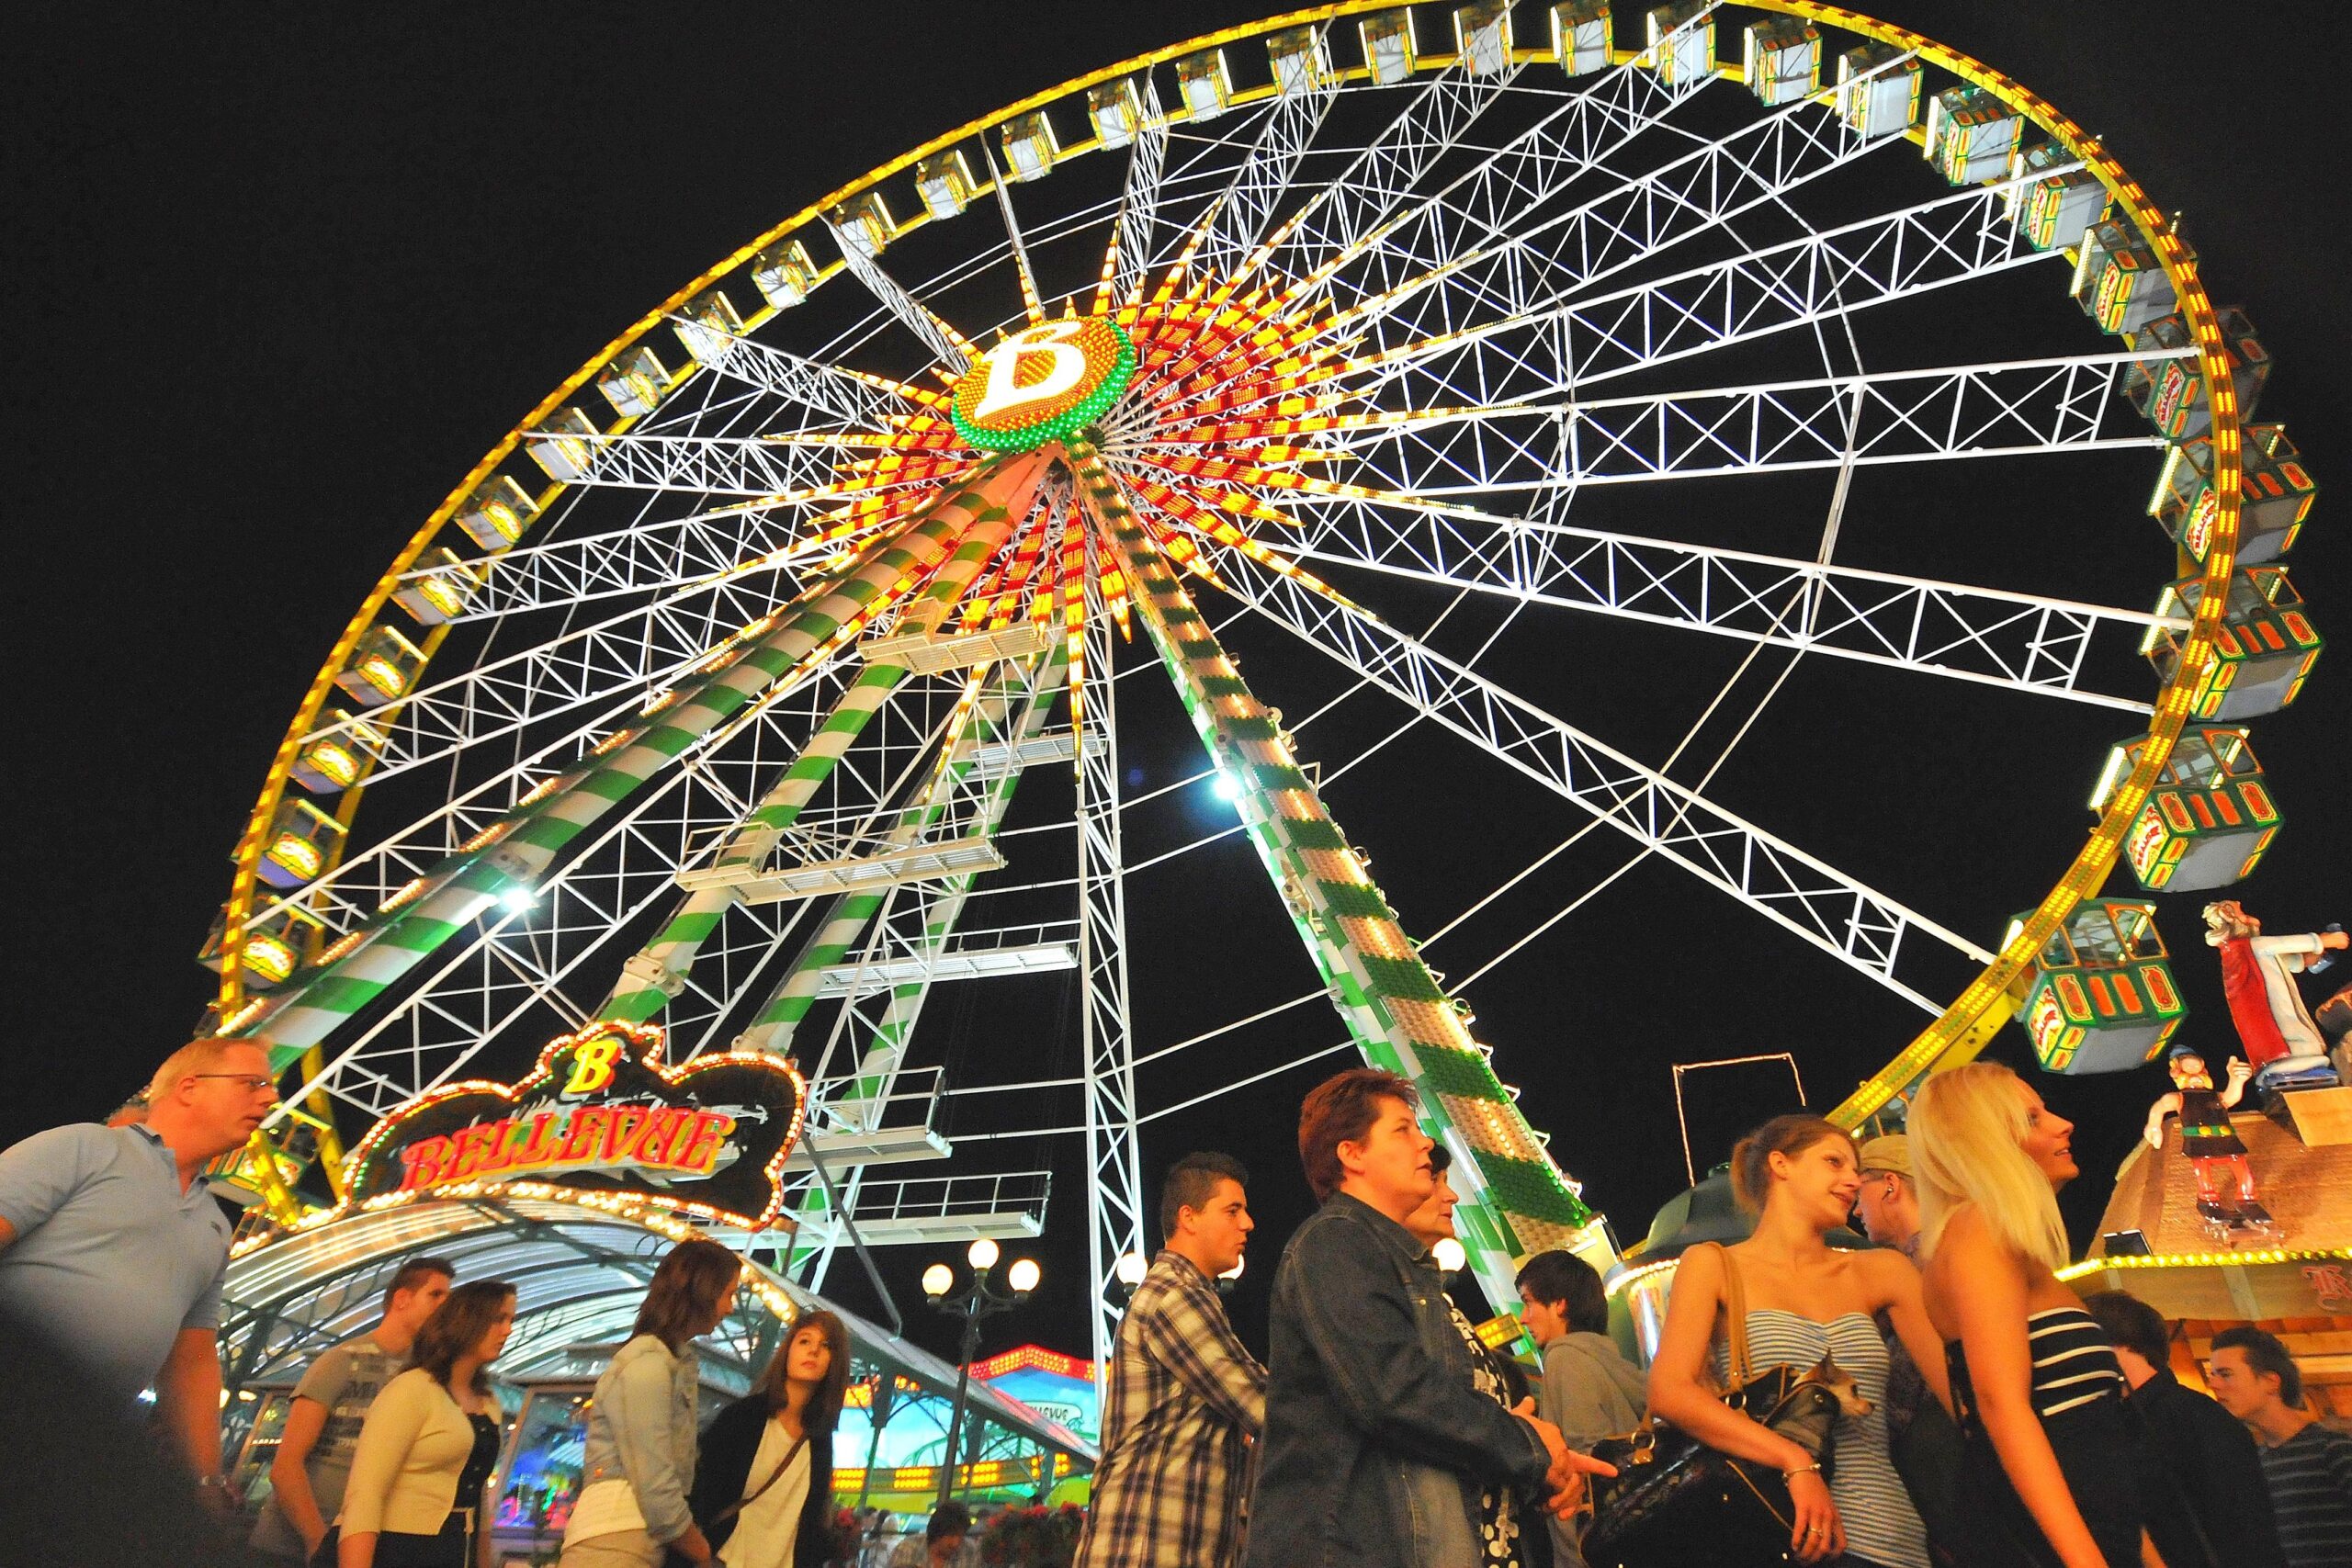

{"left": 0, "top": 1122, "right": 232, "bottom": 1399}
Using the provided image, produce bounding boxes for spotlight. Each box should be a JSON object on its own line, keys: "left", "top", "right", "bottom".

{"left": 1210, "top": 773, "right": 1242, "bottom": 804}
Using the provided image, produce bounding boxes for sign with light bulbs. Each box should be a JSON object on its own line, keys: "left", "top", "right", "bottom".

{"left": 338, "top": 1020, "right": 806, "bottom": 1231}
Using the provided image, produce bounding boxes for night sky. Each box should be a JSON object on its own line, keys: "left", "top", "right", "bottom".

{"left": 9, "top": 1, "right": 2346, "bottom": 1374}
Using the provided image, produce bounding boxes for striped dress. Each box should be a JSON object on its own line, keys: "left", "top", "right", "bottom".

{"left": 1944, "top": 1307, "right": 2144, "bottom": 1567}
{"left": 1713, "top": 1309, "right": 1930, "bottom": 1568}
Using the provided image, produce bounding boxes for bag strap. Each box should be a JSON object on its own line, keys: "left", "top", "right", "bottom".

{"left": 1709, "top": 1242, "right": 1757, "bottom": 1388}
{"left": 713, "top": 1428, "right": 808, "bottom": 1530}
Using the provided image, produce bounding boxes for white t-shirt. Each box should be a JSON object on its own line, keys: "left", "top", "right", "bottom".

{"left": 564, "top": 1478, "right": 650, "bottom": 1546}
{"left": 718, "top": 1420, "right": 811, "bottom": 1568}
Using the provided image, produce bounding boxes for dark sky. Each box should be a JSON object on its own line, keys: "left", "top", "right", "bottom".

{"left": 8, "top": 2, "right": 2346, "bottom": 1371}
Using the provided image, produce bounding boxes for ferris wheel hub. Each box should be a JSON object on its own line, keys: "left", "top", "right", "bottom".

{"left": 950, "top": 316, "right": 1137, "bottom": 453}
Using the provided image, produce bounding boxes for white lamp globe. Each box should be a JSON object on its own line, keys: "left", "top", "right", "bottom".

{"left": 922, "top": 1263, "right": 955, "bottom": 1299}
{"left": 1431, "top": 1237, "right": 1467, "bottom": 1274}
{"left": 1114, "top": 1252, "right": 1148, "bottom": 1288}
{"left": 967, "top": 1238, "right": 1001, "bottom": 1271}
{"left": 1216, "top": 1255, "right": 1244, "bottom": 1281}
{"left": 1007, "top": 1258, "right": 1042, "bottom": 1294}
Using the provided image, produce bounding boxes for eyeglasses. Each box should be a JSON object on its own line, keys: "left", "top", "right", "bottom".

{"left": 190, "top": 1074, "right": 280, "bottom": 1096}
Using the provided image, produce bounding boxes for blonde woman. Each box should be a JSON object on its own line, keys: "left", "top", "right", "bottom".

{"left": 1647, "top": 1114, "right": 1946, "bottom": 1568}
{"left": 1911, "top": 1063, "right": 2147, "bottom": 1568}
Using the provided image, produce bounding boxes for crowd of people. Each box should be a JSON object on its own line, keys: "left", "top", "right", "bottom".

{"left": 3, "top": 1040, "right": 2349, "bottom": 1568}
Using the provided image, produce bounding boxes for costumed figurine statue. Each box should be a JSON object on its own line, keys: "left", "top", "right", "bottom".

{"left": 2202, "top": 901, "right": 2350, "bottom": 1090}
{"left": 2143, "top": 1043, "right": 2276, "bottom": 1241}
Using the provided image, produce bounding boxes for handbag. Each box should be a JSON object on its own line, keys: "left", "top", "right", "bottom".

{"left": 662, "top": 1429, "right": 808, "bottom": 1568}
{"left": 1582, "top": 1245, "right": 1849, "bottom": 1568}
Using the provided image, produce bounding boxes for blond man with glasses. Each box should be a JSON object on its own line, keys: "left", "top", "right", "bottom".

{"left": 0, "top": 1035, "right": 278, "bottom": 1500}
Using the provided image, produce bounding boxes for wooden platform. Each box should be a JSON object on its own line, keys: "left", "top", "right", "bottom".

{"left": 2097, "top": 1111, "right": 2352, "bottom": 1257}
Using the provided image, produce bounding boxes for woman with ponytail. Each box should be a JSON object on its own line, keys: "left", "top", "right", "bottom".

{"left": 1647, "top": 1113, "right": 1946, "bottom": 1568}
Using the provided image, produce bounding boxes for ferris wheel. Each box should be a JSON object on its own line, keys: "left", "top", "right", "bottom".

{"left": 208, "top": 0, "right": 2313, "bottom": 1374}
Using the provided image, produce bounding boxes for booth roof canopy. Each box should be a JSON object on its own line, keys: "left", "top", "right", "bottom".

{"left": 220, "top": 1195, "right": 1094, "bottom": 1461}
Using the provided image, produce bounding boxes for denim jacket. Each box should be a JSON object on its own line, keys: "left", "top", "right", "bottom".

{"left": 1243, "top": 1191, "right": 1552, "bottom": 1568}
{"left": 581, "top": 1334, "right": 701, "bottom": 1543}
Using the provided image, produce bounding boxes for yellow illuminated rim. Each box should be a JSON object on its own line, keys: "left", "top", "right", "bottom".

{"left": 220, "top": 4, "right": 2245, "bottom": 1150}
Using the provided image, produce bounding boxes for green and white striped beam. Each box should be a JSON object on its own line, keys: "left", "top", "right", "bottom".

{"left": 763, "top": 653, "right": 1064, "bottom": 1275}
{"left": 1070, "top": 436, "right": 1611, "bottom": 1305}
{"left": 594, "top": 462, "right": 1047, "bottom": 1023}
{"left": 233, "top": 453, "right": 1047, "bottom": 1063}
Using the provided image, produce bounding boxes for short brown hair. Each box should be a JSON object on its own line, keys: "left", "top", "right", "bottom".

{"left": 755, "top": 1310, "right": 853, "bottom": 1431}
{"left": 1159, "top": 1152, "right": 1249, "bottom": 1241}
{"left": 1298, "top": 1068, "right": 1419, "bottom": 1202}
{"left": 633, "top": 1237, "right": 742, "bottom": 1350}
{"left": 1729, "top": 1113, "right": 1854, "bottom": 1213}
{"left": 383, "top": 1256, "right": 456, "bottom": 1314}
{"left": 411, "top": 1280, "right": 514, "bottom": 1395}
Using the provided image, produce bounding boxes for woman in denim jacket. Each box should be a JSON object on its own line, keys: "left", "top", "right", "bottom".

{"left": 560, "top": 1239, "right": 743, "bottom": 1568}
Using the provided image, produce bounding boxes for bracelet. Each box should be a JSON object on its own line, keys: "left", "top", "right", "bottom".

{"left": 1781, "top": 1462, "right": 1823, "bottom": 1479}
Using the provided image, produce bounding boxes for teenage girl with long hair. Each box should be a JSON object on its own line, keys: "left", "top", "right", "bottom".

{"left": 691, "top": 1310, "right": 853, "bottom": 1568}
{"left": 1911, "top": 1063, "right": 2150, "bottom": 1568}
{"left": 560, "top": 1238, "right": 743, "bottom": 1567}
{"left": 1648, "top": 1114, "right": 1949, "bottom": 1568}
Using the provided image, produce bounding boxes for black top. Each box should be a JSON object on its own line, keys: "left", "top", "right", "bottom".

{"left": 2125, "top": 1370, "right": 2287, "bottom": 1568}
{"left": 689, "top": 1395, "right": 836, "bottom": 1568}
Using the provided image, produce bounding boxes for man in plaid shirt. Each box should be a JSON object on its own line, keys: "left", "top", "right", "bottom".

{"left": 1073, "top": 1152, "right": 1267, "bottom": 1568}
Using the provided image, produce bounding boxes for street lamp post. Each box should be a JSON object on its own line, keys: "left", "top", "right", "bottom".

{"left": 922, "top": 1238, "right": 1040, "bottom": 1508}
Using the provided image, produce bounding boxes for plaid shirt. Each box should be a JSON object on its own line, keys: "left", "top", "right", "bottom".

{"left": 1073, "top": 1251, "right": 1267, "bottom": 1568}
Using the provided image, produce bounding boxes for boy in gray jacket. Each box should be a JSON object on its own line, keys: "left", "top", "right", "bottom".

{"left": 1518, "top": 1251, "right": 1648, "bottom": 1567}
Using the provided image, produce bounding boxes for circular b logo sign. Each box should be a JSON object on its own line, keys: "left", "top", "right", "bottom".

{"left": 952, "top": 317, "right": 1136, "bottom": 452}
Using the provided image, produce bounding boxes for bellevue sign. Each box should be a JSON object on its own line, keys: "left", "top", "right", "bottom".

{"left": 339, "top": 1020, "right": 806, "bottom": 1231}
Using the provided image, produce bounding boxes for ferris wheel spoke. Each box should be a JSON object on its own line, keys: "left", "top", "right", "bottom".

{"left": 1267, "top": 54, "right": 1525, "bottom": 287}
{"left": 1106, "top": 83, "right": 1170, "bottom": 309}
{"left": 1290, "top": 6, "right": 1720, "bottom": 322}
{"left": 675, "top": 319, "right": 933, "bottom": 429}
{"left": 1283, "top": 498, "right": 2166, "bottom": 710}
{"left": 421, "top": 504, "right": 818, "bottom": 624}
{"left": 1322, "top": 174, "right": 2064, "bottom": 424}
{"left": 246, "top": 656, "right": 863, "bottom": 955}
{"left": 1177, "top": 350, "right": 2173, "bottom": 488}
{"left": 1340, "top": 63, "right": 1909, "bottom": 367}
{"left": 1196, "top": 535, "right": 1993, "bottom": 998}
{"left": 315, "top": 575, "right": 788, "bottom": 787}
{"left": 1189, "top": 28, "right": 1342, "bottom": 281}
{"left": 825, "top": 221, "right": 974, "bottom": 372}
{"left": 277, "top": 660, "right": 1001, "bottom": 1118}
{"left": 546, "top": 429, "right": 967, "bottom": 500}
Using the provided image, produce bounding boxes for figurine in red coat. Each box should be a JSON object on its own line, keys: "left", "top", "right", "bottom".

{"left": 2202, "top": 901, "right": 2348, "bottom": 1089}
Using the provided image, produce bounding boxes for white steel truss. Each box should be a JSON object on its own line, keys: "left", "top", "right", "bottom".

{"left": 1073, "top": 567, "right": 1146, "bottom": 1388}
{"left": 826, "top": 224, "right": 970, "bottom": 372}
{"left": 1198, "top": 540, "right": 1995, "bottom": 1005}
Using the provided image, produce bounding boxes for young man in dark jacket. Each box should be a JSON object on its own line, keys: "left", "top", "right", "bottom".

{"left": 1243, "top": 1068, "right": 1606, "bottom": 1568}
{"left": 2081, "top": 1292, "right": 2287, "bottom": 1568}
